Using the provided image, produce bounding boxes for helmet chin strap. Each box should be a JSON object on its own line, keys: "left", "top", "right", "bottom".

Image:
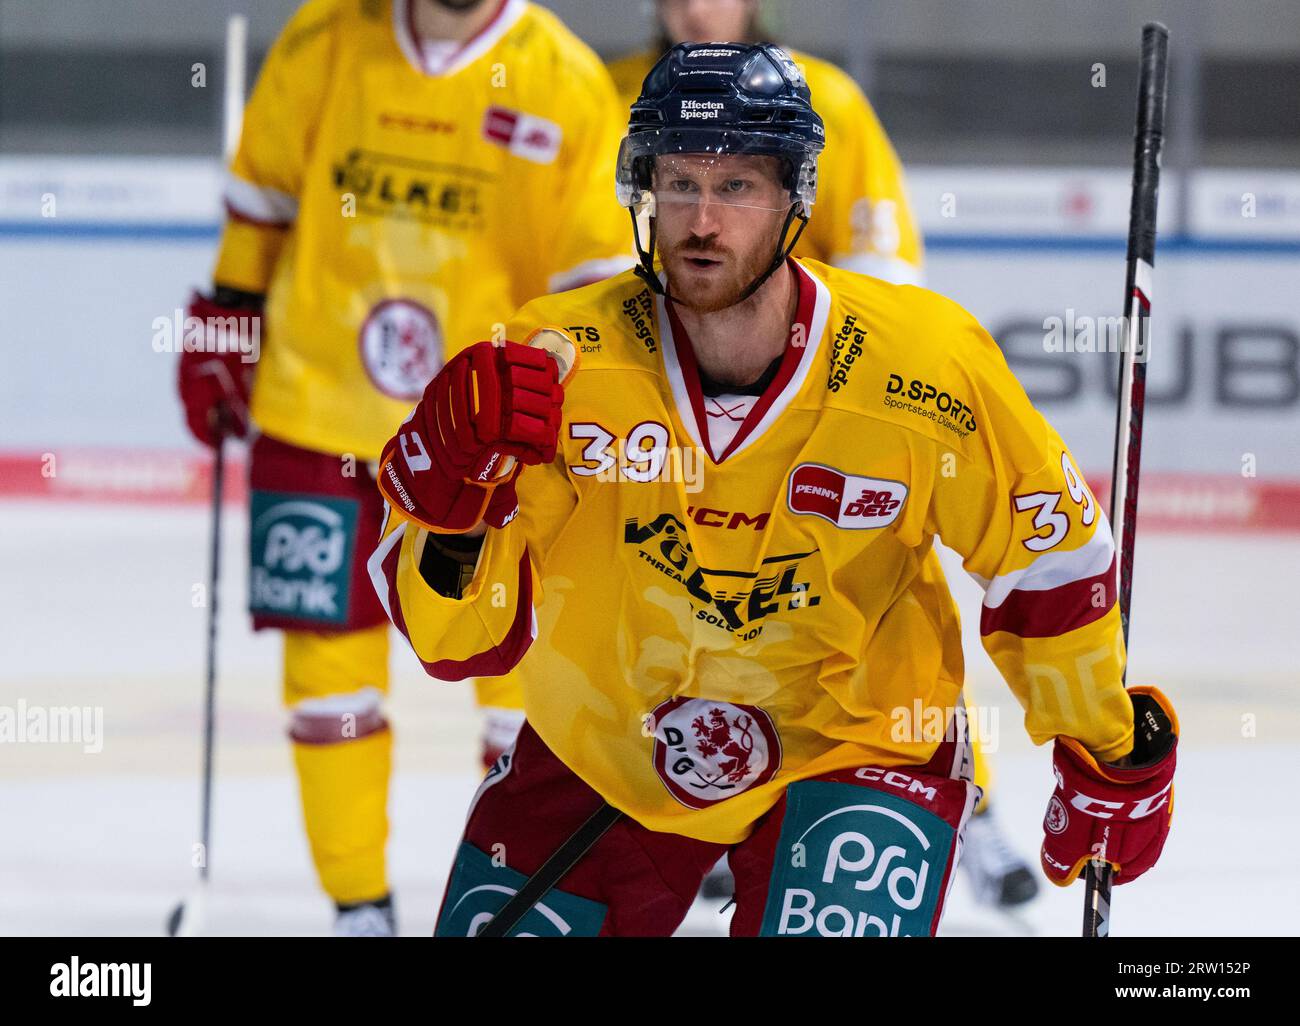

{"left": 630, "top": 203, "right": 666, "bottom": 298}
{"left": 630, "top": 200, "right": 810, "bottom": 307}
{"left": 737, "top": 204, "right": 809, "bottom": 302}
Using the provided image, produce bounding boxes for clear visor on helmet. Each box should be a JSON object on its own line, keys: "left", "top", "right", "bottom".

{"left": 616, "top": 129, "right": 820, "bottom": 216}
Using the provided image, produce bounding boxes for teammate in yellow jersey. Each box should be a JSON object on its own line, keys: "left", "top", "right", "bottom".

{"left": 371, "top": 43, "right": 1179, "bottom": 936}
{"left": 175, "top": 0, "right": 630, "bottom": 935}
{"left": 609, "top": 0, "right": 1036, "bottom": 910}
{"left": 608, "top": 0, "right": 922, "bottom": 284}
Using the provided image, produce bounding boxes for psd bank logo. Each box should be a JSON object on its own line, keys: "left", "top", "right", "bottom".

{"left": 249, "top": 494, "right": 357, "bottom": 626}
{"left": 436, "top": 843, "right": 606, "bottom": 937}
{"left": 762, "top": 782, "right": 952, "bottom": 937}
{"left": 647, "top": 697, "right": 782, "bottom": 810}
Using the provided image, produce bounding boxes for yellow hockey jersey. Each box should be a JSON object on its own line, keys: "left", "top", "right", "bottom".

{"left": 215, "top": 0, "right": 632, "bottom": 459}
{"left": 371, "top": 260, "right": 1133, "bottom": 843}
{"left": 608, "top": 48, "right": 924, "bottom": 284}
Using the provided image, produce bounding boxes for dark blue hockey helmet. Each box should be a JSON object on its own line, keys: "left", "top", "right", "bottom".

{"left": 617, "top": 42, "right": 824, "bottom": 216}
{"left": 616, "top": 42, "right": 825, "bottom": 299}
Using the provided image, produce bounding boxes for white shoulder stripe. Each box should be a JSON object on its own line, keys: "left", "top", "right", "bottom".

{"left": 548, "top": 256, "right": 636, "bottom": 293}
{"left": 223, "top": 172, "right": 298, "bottom": 225}
{"left": 832, "top": 252, "right": 925, "bottom": 287}
{"left": 980, "top": 515, "right": 1116, "bottom": 609}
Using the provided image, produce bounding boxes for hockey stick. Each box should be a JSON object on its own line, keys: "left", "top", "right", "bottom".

{"left": 167, "top": 13, "right": 247, "bottom": 938}
{"left": 1083, "top": 21, "right": 1170, "bottom": 940}
{"left": 476, "top": 803, "right": 624, "bottom": 937}
{"left": 167, "top": 433, "right": 226, "bottom": 937}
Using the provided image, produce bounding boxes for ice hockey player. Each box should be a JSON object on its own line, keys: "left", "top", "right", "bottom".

{"left": 609, "top": 0, "right": 923, "bottom": 286}
{"left": 371, "top": 42, "right": 1179, "bottom": 937}
{"left": 609, "top": 0, "right": 1038, "bottom": 911}
{"left": 175, "top": 0, "right": 630, "bottom": 936}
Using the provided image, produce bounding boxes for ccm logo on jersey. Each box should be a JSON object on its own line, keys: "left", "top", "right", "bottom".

{"left": 787, "top": 464, "right": 908, "bottom": 529}
{"left": 855, "top": 767, "right": 937, "bottom": 803}
{"left": 482, "top": 107, "right": 562, "bottom": 164}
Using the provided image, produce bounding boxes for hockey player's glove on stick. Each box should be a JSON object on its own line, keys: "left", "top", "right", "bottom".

{"left": 177, "top": 288, "right": 261, "bottom": 447}
{"left": 377, "top": 329, "right": 575, "bottom": 534}
{"left": 1041, "top": 686, "right": 1177, "bottom": 888}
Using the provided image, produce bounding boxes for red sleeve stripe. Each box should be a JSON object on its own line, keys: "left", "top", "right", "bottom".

{"left": 427, "top": 553, "right": 536, "bottom": 681}
{"left": 980, "top": 554, "right": 1116, "bottom": 639}
{"left": 367, "top": 521, "right": 535, "bottom": 682}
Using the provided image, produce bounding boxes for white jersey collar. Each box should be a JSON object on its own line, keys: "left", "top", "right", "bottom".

{"left": 656, "top": 259, "right": 830, "bottom": 464}
{"left": 392, "top": 0, "right": 527, "bottom": 79}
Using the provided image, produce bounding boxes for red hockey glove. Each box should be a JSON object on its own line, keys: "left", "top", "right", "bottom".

{"left": 177, "top": 289, "right": 261, "bottom": 447}
{"left": 1041, "top": 685, "right": 1178, "bottom": 887}
{"left": 376, "top": 334, "right": 571, "bottom": 534}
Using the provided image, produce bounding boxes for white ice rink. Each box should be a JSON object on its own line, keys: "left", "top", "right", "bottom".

{"left": 1, "top": 500, "right": 1297, "bottom": 936}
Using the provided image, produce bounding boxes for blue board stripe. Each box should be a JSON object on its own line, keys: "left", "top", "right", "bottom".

{"left": 2, "top": 221, "right": 1300, "bottom": 254}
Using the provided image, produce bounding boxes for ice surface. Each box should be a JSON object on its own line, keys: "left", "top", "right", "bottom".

{"left": 1, "top": 503, "right": 1296, "bottom": 936}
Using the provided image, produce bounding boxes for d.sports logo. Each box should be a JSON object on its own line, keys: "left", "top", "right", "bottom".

{"left": 646, "top": 697, "right": 782, "bottom": 809}
{"left": 787, "top": 463, "right": 908, "bottom": 529}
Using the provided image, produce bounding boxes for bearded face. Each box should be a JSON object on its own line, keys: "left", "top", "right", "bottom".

{"left": 651, "top": 153, "right": 790, "bottom": 312}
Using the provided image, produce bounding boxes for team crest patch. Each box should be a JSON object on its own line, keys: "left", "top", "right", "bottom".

{"left": 358, "top": 298, "right": 442, "bottom": 400}
{"left": 481, "top": 106, "right": 562, "bottom": 164}
{"left": 1044, "top": 795, "right": 1069, "bottom": 834}
{"left": 647, "top": 697, "right": 782, "bottom": 809}
{"left": 788, "top": 463, "right": 908, "bottom": 530}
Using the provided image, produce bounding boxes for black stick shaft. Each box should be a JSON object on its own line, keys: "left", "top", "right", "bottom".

{"left": 1085, "top": 21, "right": 1169, "bottom": 939}
{"left": 199, "top": 438, "right": 224, "bottom": 882}
{"left": 1110, "top": 22, "right": 1168, "bottom": 636}
{"left": 477, "top": 803, "right": 623, "bottom": 937}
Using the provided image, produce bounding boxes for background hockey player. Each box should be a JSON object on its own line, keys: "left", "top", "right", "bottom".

{"left": 607, "top": 0, "right": 1035, "bottom": 909}
{"left": 608, "top": 0, "right": 922, "bottom": 285}
{"left": 176, "top": 0, "right": 630, "bottom": 935}
{"left": 369, "top": 43, "right": 1178, "bottom": 936}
